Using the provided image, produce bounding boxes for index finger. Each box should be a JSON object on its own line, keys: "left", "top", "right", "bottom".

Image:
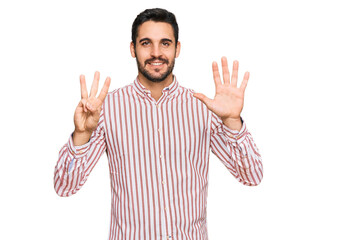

{"left": 97, "top": 77, "right": 111, "bottom": 102}
{"left": 80, "top": 74, "right": 88, "bottom": 99}
{"left": 212, "top": 61, "right": 222, "bottom": 87}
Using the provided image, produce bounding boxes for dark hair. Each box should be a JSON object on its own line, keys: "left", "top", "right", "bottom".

{"left": 131, "top": 8, "right": 179, "bottom": 45}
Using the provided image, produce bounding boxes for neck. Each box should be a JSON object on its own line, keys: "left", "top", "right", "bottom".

{"left": 138, "top": 73, "right": 174, "bottom": 101}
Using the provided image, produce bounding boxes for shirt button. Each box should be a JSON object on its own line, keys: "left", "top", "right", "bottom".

{"left": 162, "top": 180, "right": 165, "bottom": 185}
{"left": 164, "top": 207, "right": 167, "bottom": 211}
{"left": 158, "top": 128, "right": 161, "bottom": 132}
{"left": 160, "top": 155, "right": 162, "bottom": 159}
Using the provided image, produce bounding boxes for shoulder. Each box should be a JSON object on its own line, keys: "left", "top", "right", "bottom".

{"left": 105, "top": 83, "right": 134, "bottom": 99}
{"left": 101, "top": 83, "right": 136, "bottom": 112}
{"left": 175, "top": 84, "right": 210, "bottom": 112}
{"left": 176, "top": 84, "right": 204, "bottom": 103}
{"left": 175, "top": 84, "right": 195, "bottom": 98}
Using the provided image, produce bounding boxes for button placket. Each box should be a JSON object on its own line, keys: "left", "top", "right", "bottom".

{"left": 155, "top": 101, "right": 169, "bottom": 236}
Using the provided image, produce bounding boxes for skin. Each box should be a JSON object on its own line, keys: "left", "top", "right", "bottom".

{"left": 130, "top": 21, "right": 180, "bottom": 101}
{"left": 73, "top": 20, "right": 249, "bottom": 146}
{"left": 193, "top": 57, "right": 249, "bottom": 131}
{"left": 73, "top": 72, "right": 111, "bottom": 146}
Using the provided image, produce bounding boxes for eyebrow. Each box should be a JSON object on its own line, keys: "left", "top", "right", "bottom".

{"left": 139, "top": 38, "right": 151, "bottom": 43}
{"left": 161, "top": 38, "right": 173, "bottom": 43}
{"left": 139, "top": 38, "right": 173, "bottom": 43}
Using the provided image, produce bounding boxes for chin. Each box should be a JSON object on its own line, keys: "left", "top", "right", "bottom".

{"left": 141, "top": 68, "right": 173, "bottom": 83}
{"left": 146, "top": 73, "right": 170, "bottom": 83}
{"left": 136, "top": 58, "right": 175, "bottom": 83}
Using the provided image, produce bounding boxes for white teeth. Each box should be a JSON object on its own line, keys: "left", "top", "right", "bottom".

{"left": 151, "top": 62, "right": 163, "bottom": 66}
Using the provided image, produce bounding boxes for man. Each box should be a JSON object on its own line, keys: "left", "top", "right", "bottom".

{"left": 54, "top": 8, "right": 263, "bottom": 240}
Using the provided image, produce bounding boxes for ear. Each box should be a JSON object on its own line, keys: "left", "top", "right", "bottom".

{"left": 130, "top": 42, "right": 136, "bottom": 58}
{"left": 175, "top": 41, "right": 181, "bottom": 58}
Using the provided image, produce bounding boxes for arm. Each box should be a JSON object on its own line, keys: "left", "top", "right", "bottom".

{"left": 210, "top": 113, "right": 263, "bottom": 186}
{"left": 194, "top": 57, "right": 263, "bottom": 186}
{"left": 54, "top": 71, "right": 111, "bottom": 196}
{"left": 54, "top": 118, "right": 106, "bottom": 196}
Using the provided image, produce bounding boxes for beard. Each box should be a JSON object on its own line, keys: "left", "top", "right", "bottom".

{"left": 135, "top": 53, "right": 175, "bottom": 83}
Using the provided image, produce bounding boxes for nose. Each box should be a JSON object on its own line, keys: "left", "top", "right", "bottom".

{"left": 150, "top": 45, "right": 161, "bottom": 58}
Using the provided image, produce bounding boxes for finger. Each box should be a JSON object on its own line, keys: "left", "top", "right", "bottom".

{"left": 193, "top": 92, "right": 213, "bottom": 108}
{"left": 221, "top": 56, "right": 230, "bottom": 85}
{"left": 80, "top": 75, "right": 88, "bottom": 99}
{"left": 86, "top": 100, "right": 96, "bottom": 112}
{"left": 80, "top": 98, "right": 88, "bottom": 113}
{"left": 97, "top": 77, "right": 111, "bottom": 102}
{"left": 212, "top": 61, "right": 222, "bottom": 87}
{"left": 231, "top": 60, "right": 239, "bottom": 87}
{"left": 239, "top": 71, "right": 250, "bottom": 94}
{"left": 90, "top": 71, "right": 100, "bottom": 98}
{"left": 79, "top": 99, "right": 96, "bottom": 113}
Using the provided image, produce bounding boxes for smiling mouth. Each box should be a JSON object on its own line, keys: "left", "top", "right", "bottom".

{"left": 145, "top": 57, "right": 168, "bottom": 67}
{"left": 150, "top": 62, "right": 164, "bottom": 66}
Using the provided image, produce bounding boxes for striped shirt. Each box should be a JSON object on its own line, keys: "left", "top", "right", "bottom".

{"left": 54, "top": 77, "right": 263, "bottom": 240}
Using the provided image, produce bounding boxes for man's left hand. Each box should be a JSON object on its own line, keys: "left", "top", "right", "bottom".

{"left": 193, "top": 56, "right": 249, "bottom": 131}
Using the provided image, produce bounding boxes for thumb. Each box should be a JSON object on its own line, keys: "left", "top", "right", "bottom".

{"left": 193, "top": 92, "right": 212, "bottom": 107}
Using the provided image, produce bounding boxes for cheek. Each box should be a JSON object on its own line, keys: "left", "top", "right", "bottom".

{"left": 135, "top": 47, "right": 149, "bottom": 58}
{"left": 163, "top": 49, "right": 176, "bottom": 58}
{"left": 136, "top": 55, "right": 148, "bottom": 65}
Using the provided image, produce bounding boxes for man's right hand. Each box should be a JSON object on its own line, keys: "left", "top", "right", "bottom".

{"left": 73, "top": 71, "right": 111, "bottom": 146}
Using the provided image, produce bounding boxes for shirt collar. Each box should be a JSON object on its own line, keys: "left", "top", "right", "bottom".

{"left": 133, "top": 76, "right": 179, "bottom": 98}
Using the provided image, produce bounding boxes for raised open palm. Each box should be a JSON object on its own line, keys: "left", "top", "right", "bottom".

{"left": 193, "top": 57, "right": 249, "bottom": 130}
{"left": 73, "top": 71, "right": 111, "bottom": 145}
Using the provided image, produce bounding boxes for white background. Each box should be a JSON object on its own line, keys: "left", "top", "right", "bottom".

{"left": 1, "top": 0, "right": 360, "bottom": 239}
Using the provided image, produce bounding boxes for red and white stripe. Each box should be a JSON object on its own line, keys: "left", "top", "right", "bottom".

{"left": 54, "top": 77, "right": 263, "bottom": 240}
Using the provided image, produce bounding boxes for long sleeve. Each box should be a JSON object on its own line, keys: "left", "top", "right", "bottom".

{"left": 210, "top": 113, "right": 263, "bottom": 186}
{"left": 54, "top": 114, "right": 107, "bottom": 197}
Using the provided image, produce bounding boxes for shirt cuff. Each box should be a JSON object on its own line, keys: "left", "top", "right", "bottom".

{"left": 67, "top": 133, "right": 91, "bottom": 159}
{"left": 222, "top": 118, "right": 248, "bottom": 145}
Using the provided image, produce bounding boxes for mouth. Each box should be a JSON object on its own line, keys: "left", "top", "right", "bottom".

{"left": 145, "top": 58, "right": 168, "bottom": 68}
{"left": 149, "top": 62, "right": 164, "bottom": 66}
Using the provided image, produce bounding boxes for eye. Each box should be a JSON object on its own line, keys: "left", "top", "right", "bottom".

{"left": 162, "top": 42, "right": 170, "bottom": 47}
{"left": 141, "top": 41, "right": 150, "bottom": 46}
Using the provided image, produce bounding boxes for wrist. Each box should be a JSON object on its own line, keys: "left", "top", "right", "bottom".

{"left": 221, "top": 117, "right": 243, "bottom": 131}
{"left": 73, "top": 130, "right": 92, "bottom": 146}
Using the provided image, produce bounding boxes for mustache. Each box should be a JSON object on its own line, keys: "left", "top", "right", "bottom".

{"left": 145, "top": 57, "right": 169, "bottom": 65}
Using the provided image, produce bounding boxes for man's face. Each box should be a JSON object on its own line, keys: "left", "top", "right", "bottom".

{"left": 131, "top": 21, "right": 180, "bottom": 82}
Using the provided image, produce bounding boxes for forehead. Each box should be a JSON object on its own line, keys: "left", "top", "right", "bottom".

{"left": 137, "top": 21, "right": 175, "bottom": 41}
